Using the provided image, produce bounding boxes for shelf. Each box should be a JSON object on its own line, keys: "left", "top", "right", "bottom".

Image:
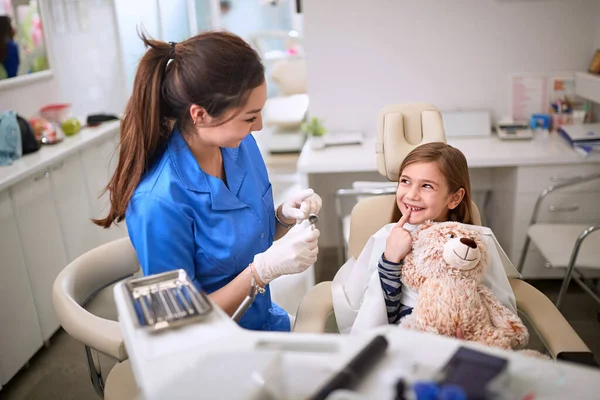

{"left": 575, "top": 72, "right": 600, "bottom": 104}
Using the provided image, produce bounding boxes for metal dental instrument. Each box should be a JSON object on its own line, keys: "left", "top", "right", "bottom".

{"left": 232, "top": 214, "right": 320, "bottom": 323}
{"left": 124, "top": 269, "right": 213, "bottom": 332}
{"left": 232, "top": 278, "right": 258, "bottom": 323}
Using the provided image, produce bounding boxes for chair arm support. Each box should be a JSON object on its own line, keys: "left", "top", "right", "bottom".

{"left": 510, "top": 279, "right": 590, "bottom": 359}
{"left": 293, "top": 281, "right": 334, "bottom": 333}
{"left": 53, "top": 271, "right": 128, "bottom": 361}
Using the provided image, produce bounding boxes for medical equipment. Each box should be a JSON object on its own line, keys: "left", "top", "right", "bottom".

{"left": 123, "top": 269, "right": 213, "bottom": 332}
{"left": 435, "top": 347, "right": 508, "bottom": 400}
{"left": 232, "top": 214, "right": 320, "bottom": 323}
{"left": 496, "top": 121, "right": 534, "bottom": 140}
{"left": 232, "top": 271, "right": 263, "bottom": 323}
{"left": 309, "top": 335, "right": 388, "bottom": 400}
{"left": 441, "top": 110, "right": 492, "bottom": 138}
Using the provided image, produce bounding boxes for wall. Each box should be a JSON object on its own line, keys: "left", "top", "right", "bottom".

{"left": 2, "top": 0, "right": 126, "bottom": 118}
{"left": 220, "top": 0, "right": 291, "bottom": 42}
{"left": 595, "top": 1, "right": 600, "bottom": 52}
{"left": 303, "top": 0, "right": 600, "bottom": 133}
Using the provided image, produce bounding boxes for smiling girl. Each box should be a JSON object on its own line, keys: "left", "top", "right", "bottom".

{"left": 378, "top": 142, "right": 475, "bottom": 324}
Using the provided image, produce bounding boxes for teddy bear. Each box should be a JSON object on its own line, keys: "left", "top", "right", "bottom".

{"left": 398, "top": 221, "right": 529, "bottom": 351}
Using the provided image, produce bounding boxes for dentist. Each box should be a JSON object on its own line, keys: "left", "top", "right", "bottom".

{"left": 94, "top": 31, "right": 321, "bottom": 332}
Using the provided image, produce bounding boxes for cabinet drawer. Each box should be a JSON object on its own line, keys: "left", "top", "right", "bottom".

{"left": 516, "top": 163, "right": 600, "bottom": 194}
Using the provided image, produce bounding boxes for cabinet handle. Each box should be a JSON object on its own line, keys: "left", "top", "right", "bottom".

{"left": 550, "top": 175, "right": 583, "bottom": 182}
{"left": 51, "top": 161, "right": 66, "bottom": 171}
{"left": 548, "top": 204, "right": 579, "bottom": 212}
{"left": 33, "top": 171, "right": 50, "bottom": 181}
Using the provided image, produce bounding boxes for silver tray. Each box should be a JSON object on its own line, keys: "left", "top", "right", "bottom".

{"left": 122, "top": 269, "right": 213, "bottom": 332}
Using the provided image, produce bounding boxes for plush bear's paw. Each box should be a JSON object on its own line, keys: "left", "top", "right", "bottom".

{"left": 423, "top": 326, "right": 440, "bottom": 335}
{"left": 517, "top": 349, "right": 549, "bottom": 359}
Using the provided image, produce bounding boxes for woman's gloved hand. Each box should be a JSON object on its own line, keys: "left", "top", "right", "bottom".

{"left": 253, "top": 219, "right": 320, "bottom": 284}
{"left": 280, "top": 188, "right": 322, "bottom": 222}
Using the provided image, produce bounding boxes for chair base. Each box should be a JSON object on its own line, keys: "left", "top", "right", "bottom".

{"left": 104, "top": 360, "right": 139, "bottom": 400}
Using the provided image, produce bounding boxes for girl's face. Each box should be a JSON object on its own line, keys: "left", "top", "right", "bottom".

{"left": 191, "top": 81, "right": 267, "bottom": 148}
{"left": 396, "top": 161, "right": 464, "bottom": 225}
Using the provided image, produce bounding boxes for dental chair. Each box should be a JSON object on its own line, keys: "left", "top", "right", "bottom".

{"left": 294, "top": 103, "right": 595, "bottom": 363}
{"left": 53, "top": 238, "right": 140, "bottom": 400}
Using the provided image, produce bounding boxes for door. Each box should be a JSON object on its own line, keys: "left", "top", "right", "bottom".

{"left": 81, "top": 136, "right": 127, "bottom": 243}
{"left": 50, "top": 154, "right": 101, "bottom": 261}
{"left": 10, "top": 171, "right": 68, "bottom": 341}
{"left": 0, "top": 190, "right": 43, "bottom": 384}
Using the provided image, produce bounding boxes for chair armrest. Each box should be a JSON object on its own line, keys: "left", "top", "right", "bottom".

{"left": 293, "top": 281, "right": 334, "bottom": 333}
{"left": 510, "top": 279, "right": 590, "bottom": 359}
{"left": 53, "top": 271, "right": 128, "bottom": 361}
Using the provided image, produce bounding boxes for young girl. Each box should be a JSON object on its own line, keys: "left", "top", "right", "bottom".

{"left": 378, "top": 142, "right": 473, "bottom": 324}
{"left": 332, "top": 142, "right": 516, "bottom": 334}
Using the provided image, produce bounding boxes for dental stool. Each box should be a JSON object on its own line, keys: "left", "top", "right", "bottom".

{"left": 294, "top": 103, "right": 593, "bottom": 362}
{"left": 53, "top": 238, "right": 140, "bottom": 399}
{"left": 517, "top": 173, "right": 600, "bottom": 310}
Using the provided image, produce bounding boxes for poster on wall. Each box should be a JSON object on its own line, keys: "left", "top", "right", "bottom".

{"left": 509, "top": 72, "right": 577, "bottom": 122}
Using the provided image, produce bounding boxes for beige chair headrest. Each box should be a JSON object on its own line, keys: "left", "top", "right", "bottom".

{"left": 376, "top": 103, "right": 446, "bottom": 182}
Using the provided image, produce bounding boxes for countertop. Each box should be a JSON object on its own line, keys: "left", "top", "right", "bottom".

{"left": 0, "top": 121, "right": 120, "bottom": 192}
{"left": 297, "top": 132, "right": 600, "bottom": 174}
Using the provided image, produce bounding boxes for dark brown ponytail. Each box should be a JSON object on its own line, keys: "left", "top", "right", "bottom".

{"left": 94, "top": 31, "right": 265, "bottom": 228}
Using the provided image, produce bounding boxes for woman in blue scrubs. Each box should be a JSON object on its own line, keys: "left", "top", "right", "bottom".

{"left": 94, "top": 31, "right": 322, "bottom": 332}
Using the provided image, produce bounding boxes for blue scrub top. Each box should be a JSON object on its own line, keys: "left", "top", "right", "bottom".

{"left": 126, "top": 127, "right": 290, "bottom": 332}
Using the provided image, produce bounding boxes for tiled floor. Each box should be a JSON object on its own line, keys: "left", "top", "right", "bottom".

{"left": 2, "top": 249, "right": 599, "bottom": 400}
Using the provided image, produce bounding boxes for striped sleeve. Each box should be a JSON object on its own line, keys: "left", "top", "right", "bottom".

{"left": 377, "top": 253, "right": 404, "bottom": 324}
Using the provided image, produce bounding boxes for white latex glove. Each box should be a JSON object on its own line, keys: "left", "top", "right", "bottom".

{"left": 281, "top": 188, "right": 323, "bottom": 221}
{"left": 253, "top": 219, "right": 320, "bottom": 284}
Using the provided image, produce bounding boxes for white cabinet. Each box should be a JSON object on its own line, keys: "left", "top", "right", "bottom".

{"left": 0, "top": 191, "right": 43, "bottom": 384}
{"left": 80, "top": 136, "right": 127, "bottom": 243}
{"left": 50, "top": 154, "right": 101, "bottom": 261}
{"left": 10, "top": 170, "right": 69, "bottom": 341}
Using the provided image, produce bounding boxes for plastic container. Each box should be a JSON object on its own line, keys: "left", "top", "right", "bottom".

{"left": 40, "top": 103, "right": 72, "bottom": 123}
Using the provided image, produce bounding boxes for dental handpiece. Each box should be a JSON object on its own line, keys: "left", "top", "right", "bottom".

{"left": 308, "top": 213, "right": 319, "bottom": 225}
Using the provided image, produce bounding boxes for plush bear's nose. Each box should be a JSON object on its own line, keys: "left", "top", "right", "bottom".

{"left": 460, "top": 237, "right": 477, "bottom": 249}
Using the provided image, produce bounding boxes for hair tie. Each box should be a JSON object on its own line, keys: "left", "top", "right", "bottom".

{"left": 169, "top": 41, "right": 177, "bottom": 60}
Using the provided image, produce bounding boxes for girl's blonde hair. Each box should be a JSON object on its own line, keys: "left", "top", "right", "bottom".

{"left": 392, "top": 142, "right": 474, "bottom": 224}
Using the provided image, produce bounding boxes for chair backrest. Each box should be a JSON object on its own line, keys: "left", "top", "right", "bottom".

{"left": 348, "top": 195, "right": 482, "bottom": 259}
{"left": 348, "top": 102, "right": 483, "bottom": 257}
{"left": 271, "top": 57, "right": 307, "bottom": 96}
{"left": 376, "top": 103, "right": 446, "bottom": 182}
{"left": 53, "top": 237, "right": 139, "bottom": 360}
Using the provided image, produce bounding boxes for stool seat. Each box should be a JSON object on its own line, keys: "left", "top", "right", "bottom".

{"left": 528, "top": 224, "right": 600, "bottom": 269}
{"left": 105, "top": 360, "right": 139, "bottom": 400}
